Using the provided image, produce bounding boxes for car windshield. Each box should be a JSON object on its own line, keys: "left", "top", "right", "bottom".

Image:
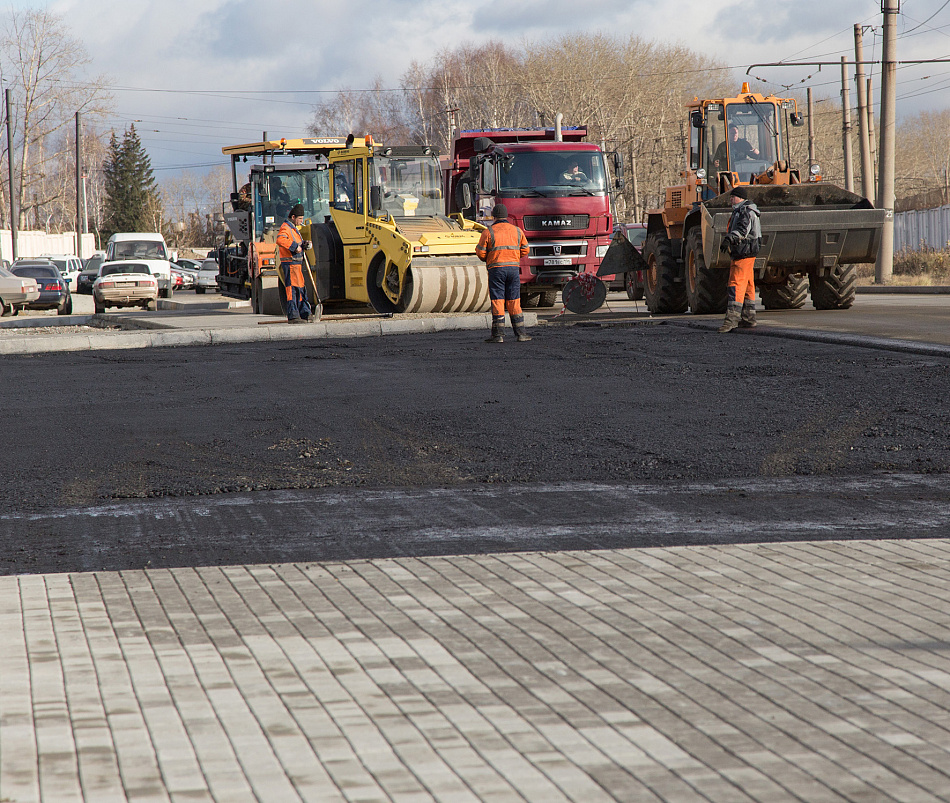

{"left": 626, "top": 228, "right": 647, "bottom": 247}
{"left": 101, "top": 264, "right": 150, "bottom": 276}
{"left": 201, "top": 261, "right": 217, "bottom": 271}
{"left": 495, "top": 150, "right": 608, "bottom": 195}
{"left": 83, "top": 257, "right": 104, "bottom": 273}
{"left": 371, "top": 154, "right": 444, "bottom": 218}
{"left": 13, "top": 266, "right": 57, "bottom": 278}
{"left": 112, "top": 241, "right": 166, "bottom": 260}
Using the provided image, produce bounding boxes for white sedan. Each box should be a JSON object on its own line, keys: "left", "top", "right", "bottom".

{"left": 93, "top": 262, "right": 159, "bottom": 313}
{"left": 195, "top": 258, "right": 219, "bottom": 293}
{"left": 0, "top": 264, "right": 39, "bottom": 315}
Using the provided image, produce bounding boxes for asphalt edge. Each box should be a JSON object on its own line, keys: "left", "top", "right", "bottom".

{"left": 667, "top": 318, "right": 950, "bottom": 359}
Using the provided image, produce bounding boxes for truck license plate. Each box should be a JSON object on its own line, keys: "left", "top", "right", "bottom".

{"left": 543, "top": 257, "right": 572, "bottom": 266}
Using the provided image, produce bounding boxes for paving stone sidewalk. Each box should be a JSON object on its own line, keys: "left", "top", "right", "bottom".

{"left": 2, "top": 539, "right": 950, "bottom": 802}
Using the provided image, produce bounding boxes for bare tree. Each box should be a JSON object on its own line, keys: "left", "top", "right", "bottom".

{"left": 0, "top": 8, "right": 112, "bottom": 229}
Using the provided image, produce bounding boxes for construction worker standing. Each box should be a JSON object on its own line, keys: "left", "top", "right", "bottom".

{"left": 718, "top": 186, "right": 761, "bottom": 333}
{"left": 277, "top": 203, "right": 313, "bottom": 324}
{"left": 476, "top": 204, "right": 531, "bottom": 343}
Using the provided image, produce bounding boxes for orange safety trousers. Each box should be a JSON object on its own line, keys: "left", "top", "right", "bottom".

{"left": 728, "top": 257, "right": 756, "bottom": 304}
{"left": 490, "top": 297, "right": 523, "bottom": 317}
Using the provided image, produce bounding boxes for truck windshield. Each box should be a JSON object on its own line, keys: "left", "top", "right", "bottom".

{"left": 709, "top": 102, "right": 781, "bottom": 182}
{"left": 371, "top": 155, "right": 444, "bottom": 217}
{"left": 112, "top": 241, "right": 166, "bottom": 260}
{"left": 254, "top": 167, "right": 331, "bottom": 233}
{"left": 497, "top": 151, "right": 607, "bottom": 195}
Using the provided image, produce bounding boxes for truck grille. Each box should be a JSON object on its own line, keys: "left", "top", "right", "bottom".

{"left": 522, "top": 214, "right": 590, "bottom": 232}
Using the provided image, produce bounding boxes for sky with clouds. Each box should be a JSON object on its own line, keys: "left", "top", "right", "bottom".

{"left": 32, "top": 0, "right": 950, "bottom": 177}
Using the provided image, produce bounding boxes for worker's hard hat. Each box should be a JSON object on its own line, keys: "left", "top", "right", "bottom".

{"left": 491, "top": 203, "right": 508, "bottom": 220}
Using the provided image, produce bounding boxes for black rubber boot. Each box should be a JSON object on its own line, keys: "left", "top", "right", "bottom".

{"left": 739, "top": 301, "right": 757, "bottom": 328}
{"left": 511, "top": 314, "right": 532, "bottom": 342}
{"left": 717, "top": 302, "right": 741, "bottom": 333}
{"left": 485, "top": 315, "right": 505, "bottom": 343}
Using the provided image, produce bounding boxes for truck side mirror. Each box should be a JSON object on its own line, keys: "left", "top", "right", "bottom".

{"left": 791, "top": 113, "right": 804, "bottom": 127}
{"left": 472, "top": 137, "right": 492, "bottom": 154}
{"left": 456, "top": 181, "right": 472, "bottom": 211}
{"left": 690, "top": 111, "right": 705, "bottom": 129}
{"left": 612, "top": 151, "right": 623, "bottom": 178}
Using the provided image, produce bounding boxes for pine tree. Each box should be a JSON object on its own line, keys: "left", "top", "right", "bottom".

{"left": 101, "top": 124, "right": 160, "bottom": 240}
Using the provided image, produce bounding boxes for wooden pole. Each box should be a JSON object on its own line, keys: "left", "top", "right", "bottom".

{"left": 807, "top": 88, "right": 816, "bottom": 176}
{"left": 876, "top": 0, "right": 898, "bottom": 284}
{"left": 840, "top": 57, "right": 854, "bottom": 192}
{"left": 6, "top": 89, "right": 17, "bottom": 261}
{"left": 854, "top": 24, "right": 874, "bottom": 200}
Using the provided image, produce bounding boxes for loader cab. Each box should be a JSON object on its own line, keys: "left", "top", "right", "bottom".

{"left": 693, "top": 98, "right": 784, "bottom": 190}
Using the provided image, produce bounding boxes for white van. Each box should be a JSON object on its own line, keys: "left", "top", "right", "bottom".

{"left": 104, "top": 233, "right": 176, "bottom": 297}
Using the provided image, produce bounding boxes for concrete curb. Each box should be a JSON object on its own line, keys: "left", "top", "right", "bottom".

{"left": 0, "top": 311, "right": 538, "bottom": 356}
{"left": 857, "top": 285, "right": 950, "bottom": 294}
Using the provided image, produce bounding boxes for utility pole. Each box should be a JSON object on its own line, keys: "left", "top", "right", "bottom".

{"left": 840, "top": 57, "right": 854, "bottom": 192}
{"left": 75, "top": 111, "right": 82, "bottom": 260}
{"left": 6, "top": 88, "right": 16, "bottom": 261}
{"left": 876, "top": 0, "right": 899, "bottom": 284}
{"left": 807, "top": 88, "right": 816, "bottom": 175}
{"left": 867, "top": 77, "right": 878, "bottom": 198}
{"left": 854, "top": 24, "right": 874, "bottom": 199}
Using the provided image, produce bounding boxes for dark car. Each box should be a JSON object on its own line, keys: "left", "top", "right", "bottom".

{"left": 77, "top": 253, "right": 107, "bottom": 295}
{"left": 11, "top": 260, "right": 72, "bottom": 314}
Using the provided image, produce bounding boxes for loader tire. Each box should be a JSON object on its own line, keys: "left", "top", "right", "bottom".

{"left": 684, "top": 228, "right": 727, "bottom": 314}
{"left": 643, "top": 230, "right": 688, "bottom": 314}
{"left": 810, "top": 264, "right": 857, "bottom": 310}
{"left": 761, "top": 274, "right": 808, "bottom": 309}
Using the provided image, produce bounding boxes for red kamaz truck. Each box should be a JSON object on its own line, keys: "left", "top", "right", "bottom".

{"left": 444, "top": 126, "right": 619, "bottom": 307}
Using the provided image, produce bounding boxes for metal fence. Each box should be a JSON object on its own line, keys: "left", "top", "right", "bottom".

{"left": 895, "top": 206, "right": 950, "bottom": 252}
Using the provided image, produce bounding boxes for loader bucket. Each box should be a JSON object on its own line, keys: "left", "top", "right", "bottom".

{"left": 700, "top": 183, "right": 887, "bottom": 272}
{"left": 596, "top": 231, "right": 650, "bottom": 278}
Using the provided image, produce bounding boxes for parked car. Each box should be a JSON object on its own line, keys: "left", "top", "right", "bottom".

{"left": 195, "top": 258, "right": 219, "bottom": 293}
{"left": 11, "top": 261, "right": 72, "bottom": 314}
{"left": 170, "top": 269, "right": 185, "bottom": 291}
{"left": 77, "top": 253, "right": 107, "bottom": 295}
{"left": 174, "top": 258, "right": 202, "bottom": 272}
{"left": 172, "top": 267, "right": 195, "bottom": 289}
{"left": 0, "top": 264, "right": 39, "bottom": 315}
{"left": 39, "top": 255, "right": 83, "bottom": 292}
{"left": 93, "top": 262, "right": 159, "bottom": 313}
{"left": 103, "top": 233, "right": 173, "bottom": 297}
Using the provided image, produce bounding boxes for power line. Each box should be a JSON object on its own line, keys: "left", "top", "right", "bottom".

{"left": 902, "top": 0, "right": 950, "bottom": 34}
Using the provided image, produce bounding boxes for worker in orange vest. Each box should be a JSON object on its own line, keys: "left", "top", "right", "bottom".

{"left": 718, "top": 186, "right": 761, "bottom": 333}
{"left": 475, "top": 204, "right": 531, "bottom": 343}
{"left": 276, "top": 203, "right": 313, "bottom": 324}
